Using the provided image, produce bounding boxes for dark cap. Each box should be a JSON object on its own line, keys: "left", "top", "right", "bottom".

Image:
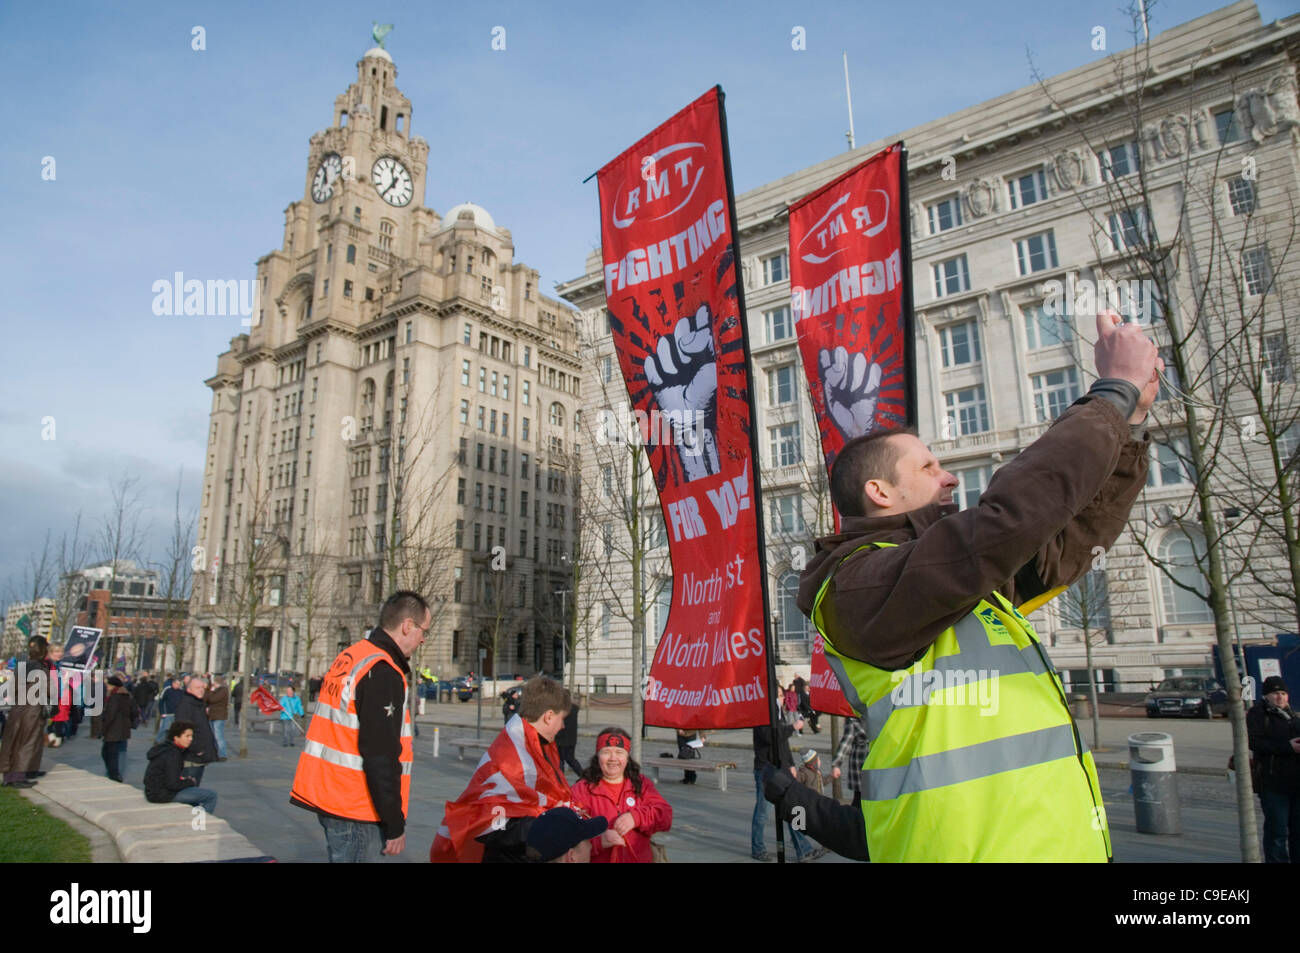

{"left": 1263, "top": 676, "right": 1288, "bottom": 695}
{"left": 106, "top": 675, "right": 124, "bottom": 687}
{"left": 525, "top": 807, "right": 607, "bottom": 862}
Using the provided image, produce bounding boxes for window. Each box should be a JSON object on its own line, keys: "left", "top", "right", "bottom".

{"left": 767, "top": 365, "right": 796, "bottom": 405}
{"left": 654, "top": 579, "right": 673, "bottom": 638}
{"left": 1243, "top": 246, "right": 1272, "bottom": 296}
{"left": 460, "top": 399, "right": 470, "bottom": 425}
{"left": 478, "top": 367, "right": 486, "bottom": 392}
{"left": 926, "top": 194, "right": 963, "bottom": 234}
{"left": 476, "top": 406, "right": 486, "bottom": 430}
{"left": 765, "top": 305, "right": 792, "bottom": 343}
{"left": 1226, "top": 176, "right": 1256, "bottom": 216}
{"left": 932, "top": 255, "right": 970, "bottom": 298}
{"left": 502, "top": 413, "right": 510, "bottom": 437}
{"left": 1022, "top": 304, "right": 1074, "bottom": 350}
{"left": 1214, "top": 107, "right": 1242, "bottom": 145}
{"left": 600, "top": 355, "right": 613, "bottom": 383}
{"left": 405, "top": 321, "right": 413, "bottom": 344}
{"left": 490, "top": 409, "right": 498, "bottom": 434}
{"left": 952, "top": 464, "right": 993, "bottom": 510}
{"left": 461, "top": 360, "right": 470, "bottom": 386}
{"left": 502, "top": 375, "right": 510, "bottom": 400}
{"left": 769, "top": 496, "right": 804, "bottom": 534}
{"left": 1107, "top": 206, "right": 1150, "bottom": 252}
{"left": 769, "top": 422, "right": 802, "bottom": 467}
{"left": 463, "top": 323, "right": 472, "bottom": 345}
{"left": 944, "top": 386, "right": 990, "bottom": 435}
{"left": 1097, "top": 141, "right": 1141, "bottom": 182}
{"left": 777, "top": 572, "right": 810, "bottom": 643}
{"left": 1147, "top": 439, "right": 1194, "bottom": 488}
{"left": 343, "top": 279, "right": 353, "bottom": 298}
{"left": 1263, "top": 332, "right": 1291, "bottom": 385}
{"left": 1007, "top": 168, "right": 1048, "bottom": 209}
{"left": 550, "top": 402, "right": 565, "bottom": 427}
{"left": 522, "top": 380, "right": 531, "bottom": 406}
{"left": 490, "top": 371, "right": 498, "bottom": 397}
{"left": 520, "top": 453, "right": 529, "bottom": 479}
{"left": 1015, "top": 231, "right": 1058, "bottom": 276}
{"left": 1031, "top": 367, "right": 1081, "bottom": 422}
{"left": 458, "top": 437, "right": 467, "bottom": 465}
{"left": 522, "top": 417, "right": 530, "bottom": 441}
{"left": 938, "top": 321, "right": 981, "bottom": 368}
{"left": 402, "top": 357, "right": 409, "bottom": 384}
{"left": 378, "top": 219, "right": 394, "bottom": 251}
{"left": 1158, "top": 531, "right": 1213, "bottom": 624}
{"left": 761, "top": 253, "right": 787, "bottom": 285}
{"left": 1276, "top": 423, "right": 1300, "bottom": 465}
{"left": 523, "top": 346, "right": 531, "bottom": 368}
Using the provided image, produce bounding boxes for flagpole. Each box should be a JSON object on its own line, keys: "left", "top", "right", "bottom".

{"left": 896, "top": 144, "right": 918, "bottom": 429}
{"left": 714, "top": 85, "right": 788, "bottom": 864}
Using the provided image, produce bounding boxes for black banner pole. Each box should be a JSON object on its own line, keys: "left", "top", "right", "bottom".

{"left": 714, "top": 85, "right": 787, "bottom": 865}
{"left": 896, "top": 144, "right": 918, "bottom": 429}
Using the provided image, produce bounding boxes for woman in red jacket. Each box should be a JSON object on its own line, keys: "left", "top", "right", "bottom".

{"left": 569, "top": 727, "right": 672, "bottom": 863}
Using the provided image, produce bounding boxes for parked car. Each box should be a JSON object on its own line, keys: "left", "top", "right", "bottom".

{"left": 440, "top": 677, "right": 477, "bottom": 702}
{"left": 1144, "top": 677, "right": 1229, "bottom": 718}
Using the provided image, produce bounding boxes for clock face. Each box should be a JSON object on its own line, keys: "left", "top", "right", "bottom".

{"left": 372, "top": 156, "right": 413, "bottom": 207}
{"left": 311, "top": 153, "right": 343, "bottom": 203}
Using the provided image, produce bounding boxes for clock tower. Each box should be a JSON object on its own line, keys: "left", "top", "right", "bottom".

{"left": 192, "top": 40, "right": 583, "bottom": 685}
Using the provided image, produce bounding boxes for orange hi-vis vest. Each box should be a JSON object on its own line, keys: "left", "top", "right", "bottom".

{"left": 290, "top": 637, "right": 413, "bottom": 822}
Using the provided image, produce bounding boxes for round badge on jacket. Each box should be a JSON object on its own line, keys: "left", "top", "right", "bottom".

{"left": 626, "top": 796, "right": 636, "bottom": 807}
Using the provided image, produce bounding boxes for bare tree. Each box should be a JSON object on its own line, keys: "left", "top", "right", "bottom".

{"left": 292, "top": 520, "right": 340, "bottom": 704}
{"left": 1028, "top": 1, "right": 1300, "bottom": 860}
{"left": 96, "top": 473, "right": 149, "bottom": 668}
{"left": 154, "top": 471, "right": 196, "bottom": 673}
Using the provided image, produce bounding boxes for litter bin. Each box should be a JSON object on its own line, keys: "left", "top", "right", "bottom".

{"left": 1128, "top": 731, "right": 1181, "bottom": 834}
{"left": 1070, "top": 693, "right": 1090, "bottom": 718}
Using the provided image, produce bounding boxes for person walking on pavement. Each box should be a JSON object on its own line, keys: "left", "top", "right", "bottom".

{"left": 100, "top": 675, "right": 138, "bottom": 782}
{"left": 1247, "top": 675, "right": 1300, "bottom": 862}
{"left": 205, "top": 674, "right": 230, "bottom": 760}
{"left": 800, "top": 311, "right": 1160, "bottom": 862}
{"left": 133, "top": 671, "right": 159, "bottom": 724}
{"left": 0, "top": 637, "right": 52, "bottom": 787}
{"left": 172, "top": 675, "right": 219, "bottom": 785}
{"left": 792, "top": 675, "right": 819, "bottom": 734}
{"left": 830, "top": 715, "right": 868, "bottom": 812}
{"left": 155, "top": 677, "right": 184, "bottom": 744}
{"left": 554, "top": 700, "right": 583, "bottom": 776}
{"left": 676, "top": 728, "right": 702, "bottom": 784}
{"left": 290, "top": 591, "right": 427, "bottom": 862}
{"left": 279, "top": 685, "right": 305, "bottom": 747}
{"left": 752, "top": 720, "right": 824, "bottom": 863}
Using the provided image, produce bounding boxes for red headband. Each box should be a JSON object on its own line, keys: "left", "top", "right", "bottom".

{"left": 597, "top": 732, "right": 630, "bottom": 751}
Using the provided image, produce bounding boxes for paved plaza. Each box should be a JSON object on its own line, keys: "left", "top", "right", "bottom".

{"left": 38, "top": 701, "right": 1262, "bottom": 863}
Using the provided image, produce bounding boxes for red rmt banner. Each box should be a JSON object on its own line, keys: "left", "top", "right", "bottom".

{"left": 597, "top": 87, "right": 771, "bottom": 729}
{"left": 788, "top": 143, "right": 913, "bottom": 717}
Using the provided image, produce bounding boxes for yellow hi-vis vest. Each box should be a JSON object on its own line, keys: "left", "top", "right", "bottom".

{"left": 812, "top": 543, "right": 1111, "bottom": 862}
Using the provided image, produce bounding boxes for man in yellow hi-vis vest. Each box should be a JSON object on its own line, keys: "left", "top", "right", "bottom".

{"left": 798, "top": 312, "right": 1161, "bottom": 862}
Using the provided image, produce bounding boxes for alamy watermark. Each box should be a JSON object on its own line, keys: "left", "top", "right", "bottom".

{"left": 1041, "top": 274, "right": 1159, "bottom": 322}
{"left": 151, "top": 273, "right": 256, "bottom": 319}
{"left": 889, "top": 667, "right": 1000, "bottom": 716}
{"left": 0, "top": 665, "right": 107, "bottom": 715}
{"left": 594, "top": 402, "right": 709, "bottom": 456}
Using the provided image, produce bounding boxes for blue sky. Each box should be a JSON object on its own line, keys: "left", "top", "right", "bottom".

{"left": 0, "top": 0, "right": 1293, "bottom": 599}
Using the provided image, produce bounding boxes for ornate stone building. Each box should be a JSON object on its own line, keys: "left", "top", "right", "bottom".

{"left": 190, "top": 45, "right": 580, "bottom": 681}
{"left": 561, "top": 1, "right": 1300, "bottom": 694}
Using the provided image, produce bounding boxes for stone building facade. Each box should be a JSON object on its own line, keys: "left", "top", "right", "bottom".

{"left": 190, "top": 46, "right": 580, "bottom": 682}
{"left": 560, "top": 1, "right": 1300, "bottom": 694}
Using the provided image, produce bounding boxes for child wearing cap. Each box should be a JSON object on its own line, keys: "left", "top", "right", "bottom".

{"left": 795, "top": 748, "right": 824, "bottom": 795}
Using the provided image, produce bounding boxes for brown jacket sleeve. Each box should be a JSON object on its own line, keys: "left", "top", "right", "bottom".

{"left": 823, "top": 395, "right": 1147, "bottom": 669}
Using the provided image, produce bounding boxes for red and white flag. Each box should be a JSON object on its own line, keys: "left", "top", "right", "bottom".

{"left": 597, "top": 87, "right": 772, "bottom": 730}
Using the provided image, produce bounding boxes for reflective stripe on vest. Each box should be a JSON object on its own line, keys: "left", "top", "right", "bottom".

{"left": 812, "top": 542, "right": 1110, "bottom": 862}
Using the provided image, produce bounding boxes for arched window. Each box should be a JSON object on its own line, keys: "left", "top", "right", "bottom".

{"left": 778, "top": 571, "right": 809, "bottom": 643}
{"left": 346, "top": 244, "right": 356, "bottom": 264}
{"left": 339, "top": 111, "right": 348, "bottom": 127}
{"left": 1157, "top": 530, "right": 1213, "bottom": 624}
{"left": 550, "top": 402, "right": 565, "bottom": 427}
{"left": 655, "top": 578, "right": 673, "bottom": 638}
{"left": 361, "top": 378, "right": 376, "bottom": 409}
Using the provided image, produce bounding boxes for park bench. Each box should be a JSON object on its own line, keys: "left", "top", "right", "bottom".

{"left": 642, "top": 756, "right": 738, "bottom": 792}
{"left": 449, "top": 738, "right": 493, "bottom": 761}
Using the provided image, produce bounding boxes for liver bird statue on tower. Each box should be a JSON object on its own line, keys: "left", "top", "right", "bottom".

{"left": 372, "top": 22, "right": 393, "bottom": 49}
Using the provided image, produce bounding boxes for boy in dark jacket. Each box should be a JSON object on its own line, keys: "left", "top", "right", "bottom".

{"left": 1247, "top": 676, "right": 1300, "bottom": 862}
{"left": 144, "top": 720, "right": 218, "bottom": 816}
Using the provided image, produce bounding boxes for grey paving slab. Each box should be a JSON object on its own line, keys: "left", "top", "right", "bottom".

{"left": 34, "top": 711, "right": 1262, "bottom": 862}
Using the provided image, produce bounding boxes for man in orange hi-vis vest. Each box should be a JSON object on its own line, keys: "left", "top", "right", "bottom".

{"left": 291, "top": 591, "right": 429, "bottom": 862}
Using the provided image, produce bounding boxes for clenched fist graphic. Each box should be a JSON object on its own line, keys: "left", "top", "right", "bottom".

{"left": 643, "top": 306, "right": 721, "bottom": 482}
{"left": 819, "top": 346, "right": 882, "bottom": 441}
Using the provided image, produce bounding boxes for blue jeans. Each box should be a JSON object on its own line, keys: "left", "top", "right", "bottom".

{"left": 280, "top": 719, "right": 297, "bottom": 746}
{"left": 155, "top": 714, "right": 174, "bottom": 744}
{"left": 211, "top": 719, "right": 227, "bottom": 758}
{"left": 173, "top": 786, "right": 219, "bottom": 816}
{"left": 752, "top": 769, "right": 811, "bottom": 860}
{"left": 1260, "top": 788, "right": 1300, "bottom": 862}
{"left": 318, "top": 814, "right": 383, "bottom": 863}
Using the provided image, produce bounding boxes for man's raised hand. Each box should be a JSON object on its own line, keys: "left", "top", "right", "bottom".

{"left": 1094, "top": 311, "right": 1159, "bottom": 423}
